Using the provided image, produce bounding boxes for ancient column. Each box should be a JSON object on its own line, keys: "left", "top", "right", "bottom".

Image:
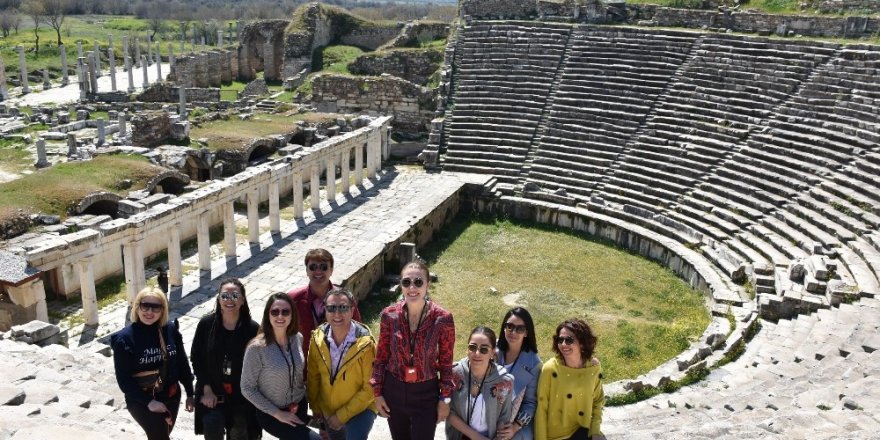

{"left": 67, "top": 133, "right": 77, "bottom": 155}
{"left": 223, "top": 202, "right": 236, "bottom": 258}
{"left": 0, "top": 58, "right": 7, "bottom": 100}
{"left": 123, "top": 240, "right": 146, "bottom": 301}
{"left": 326, "top": 154, "right": 337, "bottom": 202}
{"left": 263, "top": 39, "right": 274, "bottom": 81}
{"left": 191, "top": 37, "right": 196, "bottom": 54}
{"left": 78, "top": 259, "right": 99, "bottom": 326}
{"left": 126, "top": 54, "right": 135, "bottom": 93}
{"left": 88, "top": 52, "right": 99, "bottom": 93}
{"left": 92, "top": 41, "right": 102, "bottom": 76}
{"left": 35, "top": 139, "right": 49, "bottom": 168}
{"left": 146, "top": 34, "right": 153, "bottom": 64}
{"left": 293, "top": 171, "right": 303, "bottom": 219}
{"left": 341, "top": 148, "right": 351, "bottom": 195}
{"left": 367, "top": 134, "right": 380, "bottom": 178}
{"left": 96, "top": 118, "right": 105, "bottom": 147}
{"left": 59, "top": 44, "right": 69, "bottom": 86}
{"left": 178, "top": 86, "right": 187, "bottom": 119}
{"left": 135, "top": 37, "right": 142, "bottom": 68}
{"left": 354, "top": 142, "right": 364, "bottom": 185}
{"left": 156, "top": 51, "right": 162, "bottom": 81}
{"left": 42, "top": 69, "right": 50, "bottom": 90}
{"left": 247, "top": 190, "right": 259, "bottom": 244}
{"left": 168, "top": 44, "right": 175, "bottom": 72}
{"left": 209, "top": 51, "right": 221, "bottom": 87}
{"left": 108, "top": 46, "right": 117, "bottom": 91}
{"left": 121, "top": 36, "right": 129, "bottom": 69}
{"left": 269, "top": 180, "right": 280, "bottom": 234}
{"left": 16, "top": 46, "right": 29, "bottom": 94}
{"left": 197, "top": 212, "right": 211, "bottom": 271}
{"left": 201, "top": 36, "right": 206, "bottom": 52}
{"left": 76, "top": 57, "right": 87, "bottom": 100}
{"left": 220, "top": 50, "right": 232, "bottom": 83}
{"left": 310, "top": 162, "right": 321, "bottom": 209}
{"left": 141, "top": 56, "right": 149, "bottom": 88}
{"left": 76, "top": 40, "right": 83, "bottom": 58}
{"left": 217, "top": 29, "right": 224, "bottom": 47}
{"left": 167, "top": 226, "right": 183, "bottom": 286}
{"left": 118, "top": 112, "right": 127, "bottom": 138}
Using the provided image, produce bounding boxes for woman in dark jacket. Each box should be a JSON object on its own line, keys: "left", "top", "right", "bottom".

{"left": 191, "top": 278, "right": 262, "bottom": 439}
{"left": 112, "top": 287, "right": 195, "bottom": 440}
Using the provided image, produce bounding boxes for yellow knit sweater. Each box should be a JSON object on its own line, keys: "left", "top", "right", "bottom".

{"left": 535, "top": 356, "right": 604, "bottom": 440}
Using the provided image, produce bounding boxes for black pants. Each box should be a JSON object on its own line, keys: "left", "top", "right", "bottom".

{"left": 382, "top": 372, "right": 439, "bottom": 440}
{"left": 567, "top": 427, "right": 590, "bottom": 440}
{"left": 127, "top": 393, "right": 181, "bottom": 440}
{"left": 254, "top": 402, "right": 319, "bottom": 440}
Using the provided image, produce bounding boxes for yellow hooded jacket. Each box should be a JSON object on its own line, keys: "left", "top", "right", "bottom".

{"left": 307, "top": 321, "right": 378, "bottom": 423}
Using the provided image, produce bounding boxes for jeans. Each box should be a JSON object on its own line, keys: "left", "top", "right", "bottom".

{"left": 325, "top": 410, "right": 376, "bottom": 440}
{"left": 382, "top": 373, "right": 439, "bottom": 440}
{"left": 255, "top": 409, "right": 321, "bottom": 440}
{"left": 202, "top": 405, "right": 260, "bottom": 440}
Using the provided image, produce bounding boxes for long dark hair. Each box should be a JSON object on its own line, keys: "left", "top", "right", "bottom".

{"left": 206, "top": 278, "right": 252, "bottom": 354}
{"left": 260, "top": 292, "right": 299, "bottom": 346}
{"left": 497, "top": 307, "right": 538, "bottom": 354}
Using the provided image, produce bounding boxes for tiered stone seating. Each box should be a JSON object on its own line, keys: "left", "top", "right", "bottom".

{"left": 598, "top": 36, "right": 836, "bottom": 214}
{"left": 442, "top": 22, "right": 571, "bottom": 179}
{"left": 525, "top": 27, "right": 697, "bottom": 200}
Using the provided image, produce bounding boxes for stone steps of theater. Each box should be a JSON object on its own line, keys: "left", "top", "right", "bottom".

{"left": 762, "top": 120, "right": 867, "bottom": 158}
{"left": 691, "top": 50, "right": 822, "bottom": 73}
{"left": 712, "top": 162, "right": 801, "bottom": 203}
{"left": 447, "top": 119, "right": 539, "bottom": 135}
{"left": 548, "top": 107, "right": 643, "bottom": 130}
{"left": 769, "top": 208, "right": 841, "bottom": 252}
{"left": 454, "top": 88, "right": 552, "bottom": 102}
{"left": 664, "top": 87, "right": 777, "bottom": 118}
{"left": 611, "top": 160, "right": 697, "bottom": 193}
{"left": 524, "top": 170, "right": 598, "bottom": 199}
{"left": 445, "top": 135, "right": 532, "bottom": 150}
{"left": 540, "top": 127, "right": 628, "bottom": 150}
{"left": 805, "top": 187, "right": 879, "bottom": 230}
{"left": 566, "top": 51, "right": 688, "bottom": 69}
{"left": 777, "top": 107, "right": 880, "bottom": 139}
{"left": 785, "top": 201, "right": 859, "bottom": 243}
{"left": 687, "top": 187, "right": 764, "bottom": 223}
{"left": 823, "top": 176, "right": 880, "bottom": 218}
{"left": 455, "top": 79, "right": 553, "bottom": 94}
{"left": 551, "top": 94, "right": 652, "bottom": 115}
{"left": 684, "top": 73, "right": 800, "bottom": 99}
{"left": 664, "top": 204, "right": 733, "bottom": 242}
{"left": 749, "top": 222, "right": 810, "bottom": 261}
{"left": 532, "top": 142, "right": 618, "bottom": 165}
{"left": 453, "top": 96, "right": 547, "bottom": 110}
{"left": 441, "top": 158, "right": 524, "bottom": 176}
{"left": 650, "top": 106, "right": 750, "bottom": 133}
{"left": 597, "top": 179, "right": 678, "bottom": 211}
{"left": 444, "top": 142, "right": 530, "bottom": 159}
{"left": 686, "top": 66, "right": 800, "bottom": 88}
{"left": 554, "top": 82, "right": 660, "bottom": 101}
{"left": 573, "top": 33, "right": 697, "bottom": 49}
{"left": 699, "top": 37, "right": 837, "bottom": 56}
{"left": 838, "top": 246, "right": 880, "bottom": 298}
{"left": 737, "top": 145, "right": 833, "bottom": 185}
{"left": 559, "top": 76, "right": 669, "bottom": 95}
{"left": 656, "top": 97, "right": 756, "bottom": 126}
{"left": 563, "top": 66, "right": 675, "bottom": 87}
{"left": 644, "top": 121, "right": 743, "bottom": 153}
{"left": 545, "top": 117, "right": 639, "bottom": 140}
{"left": 449, "top": 108, "right": 543, "bottom": 122}
{"left": 531, "top": 155, "right": 610, "bottom": 178}
{"left": 617, "top": 144, "right": 714, "bottom": 178}
{"left": 455, "top": 63, "right": 561, "bottom": 77}
{"left": 736, "top": 227, "right": 794, "bottom": 266}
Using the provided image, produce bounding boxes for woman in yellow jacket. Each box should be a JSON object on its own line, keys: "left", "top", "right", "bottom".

{"left": 535, "top": 318, "right": 605, "bottom": 440}
{"left": 307, "top": 288, "right": 377, "bottom": 440}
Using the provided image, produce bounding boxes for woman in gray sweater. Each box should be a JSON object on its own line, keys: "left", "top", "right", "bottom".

{"left": 241, "top": 292, "right": 320, "bottom": 440}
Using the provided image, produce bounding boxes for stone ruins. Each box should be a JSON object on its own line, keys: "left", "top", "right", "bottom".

{"left": 0, "top": 1, "right": 879, "bottom": 438}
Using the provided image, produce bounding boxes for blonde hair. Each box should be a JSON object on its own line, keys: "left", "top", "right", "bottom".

{"left": 130, "top": 287, "right": 169, "bottom": 326}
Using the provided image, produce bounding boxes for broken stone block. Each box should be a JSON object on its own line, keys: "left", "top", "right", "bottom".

{"left": 789, "top": 260, "right": 806, "bottom": 282}
{"left": 9, "top": 321, "right": 61, "bottom": 345}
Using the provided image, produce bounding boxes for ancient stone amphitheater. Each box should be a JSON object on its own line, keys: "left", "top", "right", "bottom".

{"left": 2, "top": 19, "right": 880, "bottom": 440}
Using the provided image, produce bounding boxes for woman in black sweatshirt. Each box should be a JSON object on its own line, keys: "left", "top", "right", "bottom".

{"left": 112, "top": 287, "right": 195, "bottom": 440}
{"left": 191, "top": 278, "right": 262, "bottom": 439}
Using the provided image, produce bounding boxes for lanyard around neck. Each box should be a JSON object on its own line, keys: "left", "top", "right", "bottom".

{"left": 466, "top": 362, "right": 489, "bottom": 426}
{"left": 277, "top": 339, "right": 295, "bottom": 402}
{"left": 405, "top": 301, "right": 428, "bottom": 366}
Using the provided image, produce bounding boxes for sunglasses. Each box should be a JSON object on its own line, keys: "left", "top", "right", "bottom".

{"left": 325, "top": 304, "right": 351, "bottom": 314}
{"left": 468, "top": 343, "right": 492, "bottom": 355}
{"left": 308, "top": 263, "right": 329, "bottom": 272}
{"left": 139, "top": 302, "right": 163, "bottom": 313}
{"left": 504, "top": 323, "right": 527, "bottom": 334}
{"left": 555, "top": 336, "right": 576, "bottom": 346}
{"left": 219, "top": 292, "right": 241, "bottom": 301}
{"left": 270, "top": 308, "right": 292, "bottom": 317}
{"left": 400, "top": 277, "right": 424, "bottom": 288}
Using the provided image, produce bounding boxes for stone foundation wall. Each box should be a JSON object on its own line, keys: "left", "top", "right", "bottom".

{"left": 138, "top": 83, "right": 220, "bottom": 104}
{"left": 341, "top": 27, "right": 402, "bottom": 50}
{"left": 311, "top": 74, "right": 435, "bottom": 132}
{"left": 817, "top": 0, "right": 880, "bottom": 13}
{"left": 349, "top": 48, "right": 443, "bottom": 85}
{"left": 380, "top": 21, "right": 450, "bottom": 50}
{"left": 239, "top": 20, "right": 288, "bottom": 81}
{"left": 131, "top": 110, "right": 171, "bottom": 148}
{"left": 170, "top": 50, "right": 238, "bottom": 88}
{"left": 461, "top": 0, "right": 538, "bottom": 19}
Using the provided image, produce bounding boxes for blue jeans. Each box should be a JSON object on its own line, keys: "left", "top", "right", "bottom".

{"left": 326, "top": 410, "right": 376, "bottom": 440}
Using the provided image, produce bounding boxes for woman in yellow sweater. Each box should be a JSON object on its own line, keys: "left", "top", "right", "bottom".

{"left": 535, "top": 318, "right": 605, "bottom": 440}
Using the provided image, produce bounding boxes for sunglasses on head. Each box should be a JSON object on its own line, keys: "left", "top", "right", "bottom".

{"left": 325, "top": 304, "right": 351, "bottom": 314}
{"left": 555, "top": 335, "right": 576, "bottom": 346}
{"left": 504, "top": 323, "right": 527, "bottom": 334}
{"left": 308, "top": 262, "right": 329, "bottom": 272}
{"left": 400, "top": 277, "right": 424, "bottom": 288}
{"left": 138, "top": 302, "right": 163, "bottom": 313}
{"left": 270, "top": 308, "right": 292, "bottom": 317}
{"left": 219, "top": 292, "right": 241, "bottom": 301}
{"left": 468, "top": 343, "right": 492, "bottom": 355}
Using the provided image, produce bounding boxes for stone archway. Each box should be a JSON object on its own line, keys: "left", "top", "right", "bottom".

{"left": 74, "top": 192, "right": 122, "bottom": 218}
{"left": 145, "top": 171, "right": 191, "bottom": 195}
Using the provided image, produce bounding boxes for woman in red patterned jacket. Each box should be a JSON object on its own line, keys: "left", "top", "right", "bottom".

{"left": 370, "top": 260, "right": 456, "bottom": 440}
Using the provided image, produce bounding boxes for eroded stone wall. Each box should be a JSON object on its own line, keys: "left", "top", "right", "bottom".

{"left": 341, "top": 27, "right": 402, "bottom": 50}
{"left": 380, "top": 21, "right": 449, "bottom": 50}
{"left": 461, "top": 0, "right": 538, "bottom": 19}
{"left": 349, "top": 48, "right": 443, "bottom": 85}
{"left": 239, "top": 20, "right": 288, "bottom": 81}
{"left": 311, "top": 74, "right": 435, "bottom": 132}
{"left": 131, "top": 111, "right": 171, "bottom": 148}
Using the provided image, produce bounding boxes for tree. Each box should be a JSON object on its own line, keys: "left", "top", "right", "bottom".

{"left": 21, "top": 0, "right": 43, "bottom": 55}
{"left": 0, "top": 9, "right": 17, "bottom": 37}
{"left": 41, "top": 0, "right": 67, "bottom": 46}
{"left": 145, "top": 9, "right": 166, "bottom": 39}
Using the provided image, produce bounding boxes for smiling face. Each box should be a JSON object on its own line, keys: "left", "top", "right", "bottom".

{"left": 136, "top": 294, "right": 165, "bottom": 326}
{"left": 218, "top": 282, "right": 243, "bottom": 316}
{"left": 503, "top": 315, "right": 527, "bottom": 349}
{"left": 556, "top": 327, "right": 582, "bottom": 366}
{"left": 400, "top": 265, "right": 429, "bottom": 306}
{"left": 269, "top": 299, "right": 293, "bottom": 333}
{"left": 306, "top": 258, "right": 333, "bottom": 291}
{"left": 325, "top": 293, "right": 353, "bottom": 330}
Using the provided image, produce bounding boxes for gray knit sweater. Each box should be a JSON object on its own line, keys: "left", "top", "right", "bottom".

{"left": 241, "top": 333, "right": 306, "bottom": 416}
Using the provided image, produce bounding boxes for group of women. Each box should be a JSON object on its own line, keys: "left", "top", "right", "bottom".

{"left": 112, "top": 260, "right": 605, "bottom": 440}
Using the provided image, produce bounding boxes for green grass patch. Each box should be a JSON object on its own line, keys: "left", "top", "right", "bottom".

{"left": 313, "top": 45, "right": 364, "bottom": 75}
{"left": 360, "top": 216, "right": 710, "bottom": 383}
{"left": 0, "top": 137, "right": 34, "bottom": 173}
{"left": 0, "top": 154, "right": 161, "bottom": 221}
{"left": 189, "top": 111, "right": 338, "bottom": 151}
{"left": 743, "top": 0, "right": 801, "bottom": 13}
